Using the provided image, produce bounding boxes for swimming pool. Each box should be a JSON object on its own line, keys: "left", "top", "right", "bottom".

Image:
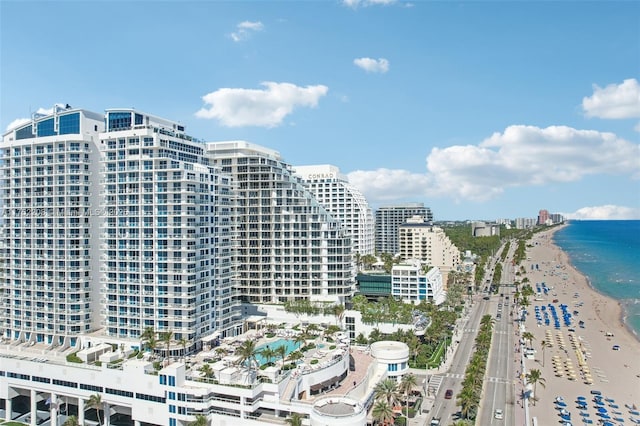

{"left": 254, "top": 338, "right": 301, "bottom": 365}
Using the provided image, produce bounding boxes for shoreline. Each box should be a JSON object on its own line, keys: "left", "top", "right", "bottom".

{"left": 521, "top": 224, "right": 640, "bottom": 426}
{"left": 551, "top": 223, "right": 640, "bottom": 344}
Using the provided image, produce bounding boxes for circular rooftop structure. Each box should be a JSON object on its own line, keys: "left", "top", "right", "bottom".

{"left": 310, "top": 396, "right": 366, "bottom": 426}
{"left": 370, "top": 340, "right": 410, "bottom": 378}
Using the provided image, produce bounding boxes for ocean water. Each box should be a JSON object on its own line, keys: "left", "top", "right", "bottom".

{"left": 553, "top": 220, "right": 640, "bottom": 339}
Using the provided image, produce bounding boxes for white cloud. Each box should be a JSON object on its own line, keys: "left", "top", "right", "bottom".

{"left": 347, "top": 169, "right": 430, "bottom": 202}
{"left": 230, "top": 20, "right": 264, "bottom": 42}
{"left": 353, "top": 57, "right": 389, "bottom": 73}
{"left": 582, "top": 78, "right": 640, "bottom": 119}
{"left": 346, "top": 125, "right": 640, "bottom": 205}
{"left": 5, "top": 104, "right": 67, "bottom": 131}
{"left": 6, "top": 118, "right": 30, "bottom": 131}
{"left": 195, "top": 82, "right": 328, "bottom": 127}
{"left": 343, "top": 0, "right": 396, "bottom": 8}
{"left": 562, "top": 205, "right": 640, "bottom": 220}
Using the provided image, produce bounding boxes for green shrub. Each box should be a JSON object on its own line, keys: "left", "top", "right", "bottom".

{"left": 394, "top": 416, "right": 407, "bottom": 425}
{"left": 310, "top": 359, "right": 319, "bottom": 365}
{"left": 66, "top": 352, "right": 83, "bottom": 363}
{"left": 329, "top": 345, "right": 336, "bottom": 350}
{"left": 94, "top": 361, "right": 102, "bottom": 367}
{"left": 265, "top": 333, "right": 275, "bottom": 338}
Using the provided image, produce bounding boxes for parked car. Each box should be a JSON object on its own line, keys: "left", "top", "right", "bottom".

{"left": 494, "top": 409, "right": 504, "bottom": 419}
{"left": 444, "top": 389, "right": 453, "bottom": 399}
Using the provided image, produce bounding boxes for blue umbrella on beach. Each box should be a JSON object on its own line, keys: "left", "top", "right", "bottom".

{"left": 579, "top": 412, "right": 590, "bottom": 417}
{"left": 557, "top": 401, "right": 567, "bottom": 407}
{"left": 597, "top": 407, "right": 608, "bottom": 413}
{"left": 577, "top": 396, "right": 586, "bottom": 401}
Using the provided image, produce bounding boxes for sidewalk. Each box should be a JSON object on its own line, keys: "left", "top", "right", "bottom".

{"left": 409, "top": 302, "right": 478, "bottom": 425}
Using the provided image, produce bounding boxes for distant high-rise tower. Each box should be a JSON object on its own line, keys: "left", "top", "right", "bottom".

{"left": 375, "top": 203, "right": 432, "bottom": 254}
{"left": 294, "top": 164, "right": 375, "bottom": 256}
{"left": 538, "top": 209, "right": 550, "bottom": 225}
{"left": 206, "top": 142, "right": 355, "bottom": 304}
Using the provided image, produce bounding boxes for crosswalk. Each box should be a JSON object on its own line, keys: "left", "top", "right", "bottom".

{"left": 441, "top": 372, "right": 515, "bottom": 385}
{"left": 425, "top": 374, "right": 444, "bottom": 396}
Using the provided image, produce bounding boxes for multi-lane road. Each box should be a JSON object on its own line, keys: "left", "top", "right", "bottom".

{"left": 427, "top": 241, "right": 519, "bottom": 426}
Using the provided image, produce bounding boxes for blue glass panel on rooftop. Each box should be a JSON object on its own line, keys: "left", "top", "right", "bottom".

{"left": 108, "top": 112, "right": 132, "bottom": 131}
{"left": 135, "top": 113, "right": 143, "bottom": 125}
{"left": 36, "top": 118, "right": 55, "bottom": 137}
{"left": 59, "top": 112, "right": 80, "bottom": 135}
{"left": 15, "top": 125, "right": 34, "bottom": 140}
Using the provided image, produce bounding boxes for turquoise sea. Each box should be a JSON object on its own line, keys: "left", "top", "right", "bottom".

{"left": 553, "top": 220, "right": 640, "bottom": 340}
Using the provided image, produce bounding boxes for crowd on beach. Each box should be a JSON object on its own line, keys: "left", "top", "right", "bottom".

{"left": 516, "top": 226, "right": 640, "bottom": 426}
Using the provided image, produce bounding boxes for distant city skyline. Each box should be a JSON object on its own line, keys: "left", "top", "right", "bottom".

{"left": 2, "top": 1, "right": 639, "bottom": 220}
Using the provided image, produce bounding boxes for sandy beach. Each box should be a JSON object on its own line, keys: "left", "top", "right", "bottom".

{"left": 519, "top": 225, "right": 640, "bottom": 426}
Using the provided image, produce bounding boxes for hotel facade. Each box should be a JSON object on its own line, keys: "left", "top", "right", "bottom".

{"left": 294, "top": 164, "right": 375, "bottom": 257}
{"left": 0, "top": 107, "right": 364, "bottom": 425}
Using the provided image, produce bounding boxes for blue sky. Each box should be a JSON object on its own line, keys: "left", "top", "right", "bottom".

{"left": 2, "top": 0, "right": 639, "bottom": 221}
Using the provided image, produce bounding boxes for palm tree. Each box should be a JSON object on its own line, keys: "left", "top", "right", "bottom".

{"left": 371, "top": 400, "right": 395, "bottom": 425}
{"left": 236, "top": 340, "right": 258, "bottom": 370}
{"left": 332, "top": 304, "right": 345, "bottom": 327}
{"left": 284, "top": 412, "right": 303, "bottom": 426}
{"left": 526, "top": 369, "right": 546, "bottom": 405}
{"left": 399, "top": 373, "right": 418, "bottom": 417}
{"left": 522, "top": 331, "right": 535, "bottom": 347}
{"left": 144, "top": 335, "right": 158, "bottom": 359}
{"left": 159, "top": 330, "right": 173, "bottom": 359}
{"left": 540, "top": 338, "right": 551, "bottom": 367}
{"left": 62, "top": 415, "right": 80, "bottom": 426}
{"left": 141, "top": 326, "right": 155, "bottom": 342}
{"left": 275, "top": 344, "right": 288, "bottom": 366}
{"left": 179, "top": 337, "right": 188, "bottom": 359}
{"left": 199, "top": 363, "right": 214, "bottom": 379}
{"left": 287, "top": 350, "right": 304, "bottom": 364}
{"left": 188, "top": 414, "right": 208, "bottom": 426}
{"left": 457, "top": 386, "right": 479, "bottom": 420}
{"left": 260, "top": 346, "right": 276, "bottom": 367}
{"left": 87, "top": 394, "right": 103, "bottom": 426}
{"left": 214, "top": 346, "right": 228, "bottom": 359}
{"left": 374, "top": 378, "right": 401, "bottom": 408}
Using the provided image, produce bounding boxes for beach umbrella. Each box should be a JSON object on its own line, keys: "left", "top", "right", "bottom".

{"left": 557, "top": 401, "right": 568, "bottom": 407}
{"left": 577, "top": 396, "right": 586, "bottom": 401}
{"left": 597, "top": 407, "right": 608, "bottom": 413}
{"left": 579, "top": 412, "right": 589, "bottom": 417}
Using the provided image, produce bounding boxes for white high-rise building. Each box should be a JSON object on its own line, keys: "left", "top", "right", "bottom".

{"left": 100, "top": 109, "right": 240, "bottom": 347}
{"left": 391, "top": 260, "right": 446, "bottom": 305}
{"left": 1, "top": 107, "right": 241, "bottom": 351}
{"left": 206, "top": 142, "right": 355, "bottom": 304}
{"left": 294, "top": 165, "right": 375, "bottom": 256}
{"left": 1, "top": 106, "right": 104, "bottom": 346}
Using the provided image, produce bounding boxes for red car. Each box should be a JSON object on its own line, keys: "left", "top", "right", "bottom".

{"left": 444, "top": 389, "right": 453, "bottom": 399}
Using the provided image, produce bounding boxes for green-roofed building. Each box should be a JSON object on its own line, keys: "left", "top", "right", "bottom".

{"left": 356, "top": 273, "right": 392, "bottom": 300}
